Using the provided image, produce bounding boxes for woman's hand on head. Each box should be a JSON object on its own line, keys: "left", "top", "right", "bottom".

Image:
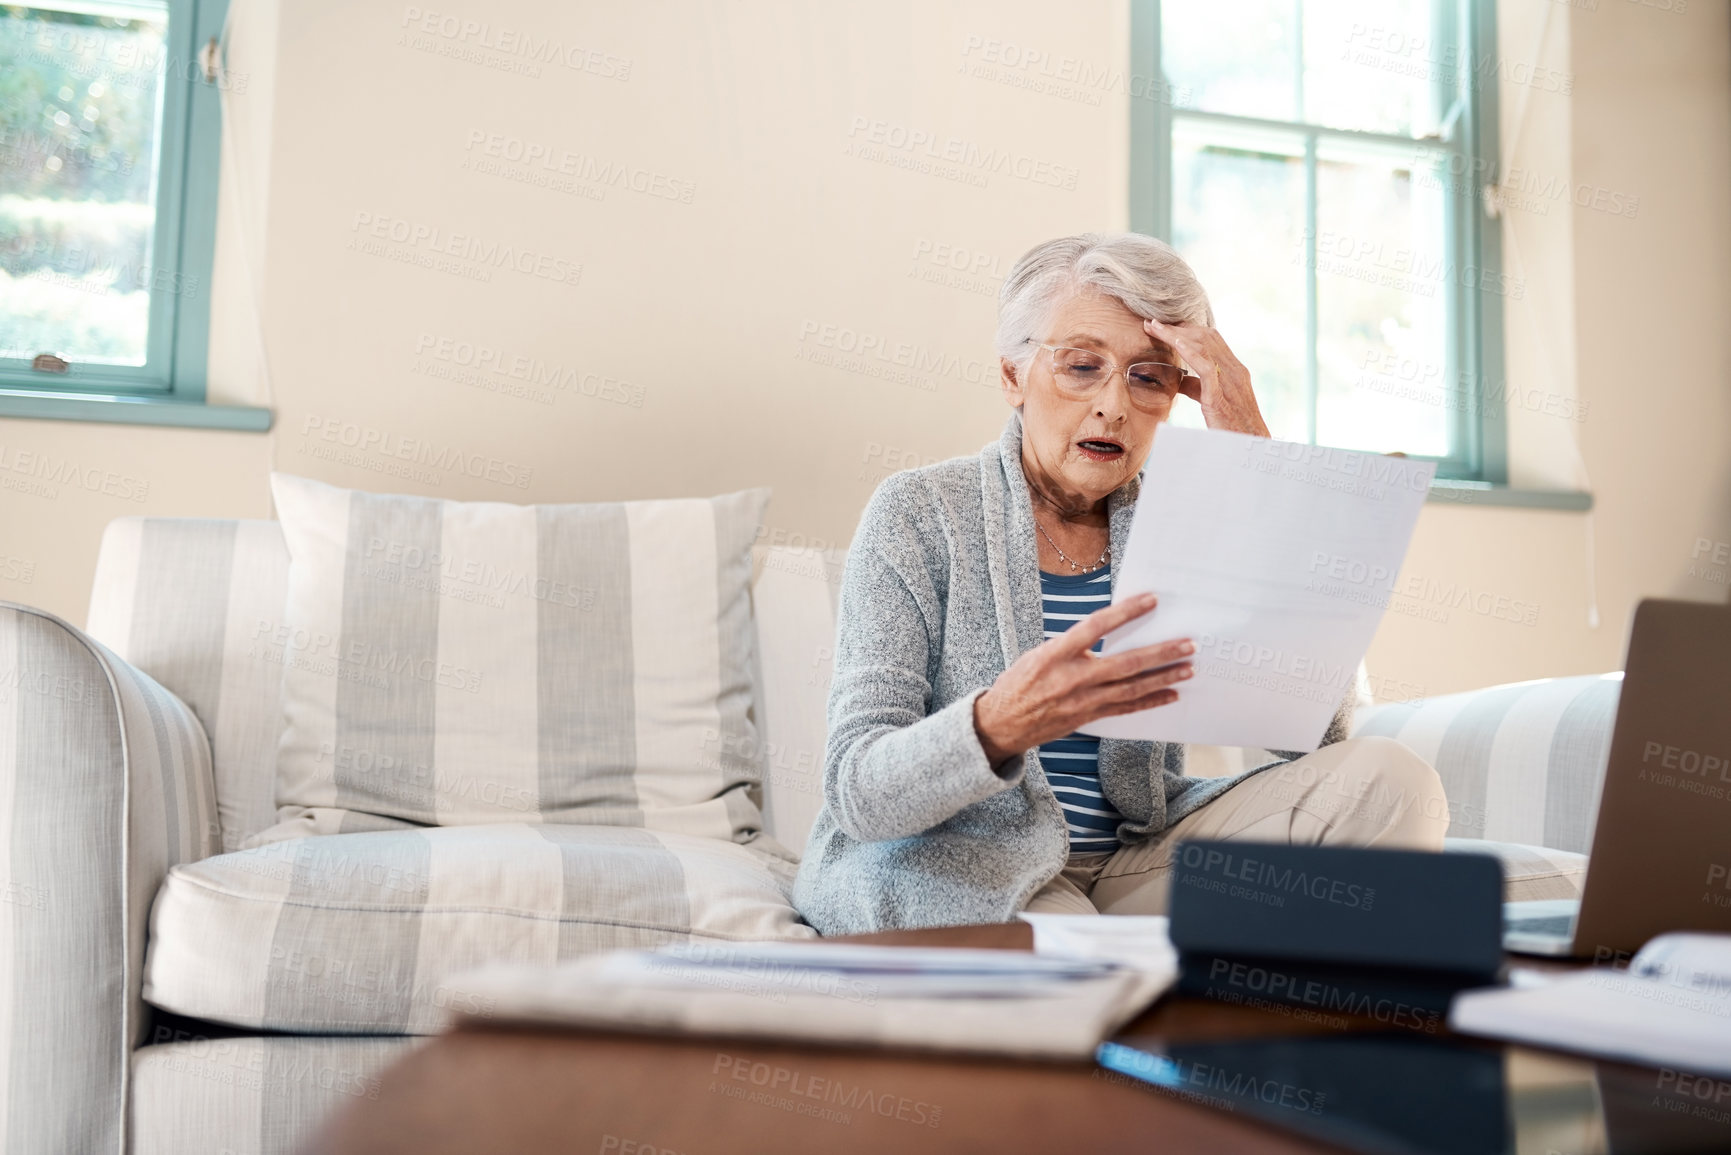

{"left": 1145, "top": 318, "right": 1271, "bottom": 439}
{"left": 973, "top": 592, "right": 1194, "bottom": 766}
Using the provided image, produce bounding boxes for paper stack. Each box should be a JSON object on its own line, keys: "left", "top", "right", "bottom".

{"left": 1450, "top": 932, "right": 1731, "bottom": 1076}
{"left": 1019, "top": 912, "right": 1178, "bottom": 972}
{"left": 442, "top": 939, "right": 1175, "bottom": 1059}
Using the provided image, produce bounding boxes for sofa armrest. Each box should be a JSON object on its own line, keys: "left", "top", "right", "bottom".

{"left": 1355, "top": 673, "right": 1622, "bottom": 855}
{"left": 0, "top": 602, "right": 218, "bottom": 1154}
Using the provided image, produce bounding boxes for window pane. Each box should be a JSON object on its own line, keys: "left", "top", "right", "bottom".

{"left": 1167, "top": 0, "right": 1453, "bottom": 139}
{"left": 1164, "top": 0, "right": 1299, "bottom": 122}
{"left": 0, "top": 2, "right": 169, "bottom": 367}
{"left": 1312, "top": 141, "right": 1450, "bottom": 456}
{"left": 1170, "top": 120, "right": 1309, "bottom": 442}
{"left": 1160, "top": 1, "right": 1475, "bottom": 470}
{"left": 1303, "top": 0, "right": 1452, "bottom": 138}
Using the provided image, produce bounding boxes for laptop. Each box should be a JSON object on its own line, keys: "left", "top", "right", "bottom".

{"left": 1504, "top": 598, "right": 1731, "bottom": 957}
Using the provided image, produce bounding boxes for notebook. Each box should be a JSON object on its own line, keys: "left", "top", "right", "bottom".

{"left": 441, "top": 940, "right": 1176, "bottom": 1059}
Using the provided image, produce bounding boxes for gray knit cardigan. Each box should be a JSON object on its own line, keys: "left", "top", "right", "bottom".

{"left": 790, "top": 411, "right": 1351, "bottom": 935}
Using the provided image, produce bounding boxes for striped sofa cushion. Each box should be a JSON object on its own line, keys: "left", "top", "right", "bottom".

{"left": 746, "top": 542, "right": 839, "bottom": 856}
{"left": 88, "top": 518, "right": 292, "bottom": 854}
{"left": 1358, "top": 673, "right": 1623, "bottom": 855}
{"left": 131, "top": 1035, "right": 419, "bottom": 1155}
{"left": 265, "top": 473, "right": 769, "bottom": 841}
{"left": 0, "top": 604, "right": 219, "bottom": 1154}
{"left": 1444, "top": 838, "right": 1587, "bottom": 903}
{"left": 144, "top": 823, "right": 815, "bottom": 1035}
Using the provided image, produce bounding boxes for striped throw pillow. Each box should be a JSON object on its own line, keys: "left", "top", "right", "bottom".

{"left": 265, "top": 472, "right": 769, "bottom": 840}
{"left": 1357, "top": 673, "right": 1622, "bottom": 855}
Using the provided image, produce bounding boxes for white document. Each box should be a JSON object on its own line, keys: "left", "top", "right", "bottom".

{"left": 1019, "top": 913, "right": 1177, "bottom": 973}
{"left": 593, "top": 941, "right": 1123, "bottom": 998}
{"left": 1449, "top": 933, "right": 1731, "bottom": 1077}
{"left": 1079, "top": 426, "right": 1434, "bottom": 751}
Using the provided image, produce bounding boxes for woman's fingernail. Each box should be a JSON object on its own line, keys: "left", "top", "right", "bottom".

{"left": 1179, "top": 641, "right": 1195, "bottom": 655}
{"left": 1178, "top": 667, "right": 1194, "bottom": 679}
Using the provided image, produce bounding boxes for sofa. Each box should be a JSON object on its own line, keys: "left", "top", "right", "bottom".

{"left": 0, "top": 513, "right": 1619, "bottom": 1153}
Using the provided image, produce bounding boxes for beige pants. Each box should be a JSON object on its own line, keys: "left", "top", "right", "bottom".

{"left": 1023, "top": 735, "right": 1449, "bottom": 916}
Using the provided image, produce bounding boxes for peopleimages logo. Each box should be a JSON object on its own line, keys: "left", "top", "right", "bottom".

{"left": 1240, "top": 438, "right": 1433, "bottom": 495}
{"left": 1190, "top": 632, "right": 1358, "bottom": 707}
{"left": 1098, "top": 1044, "right": 1328, "bottom": 1115}
{"left": 462, "top": 130, "right": 695, "bottom": 203}
{"left": 658, "top": 943, "right": 879, "bottom": 1005}
{"left": 348, "top": 211, "right": 582, "bottom": 288}
{"left": 1638, "top": 738, "right": 1731, "bottom": 801}
{"left": 1178, "top": 845, "right": 1376, "bottom": 911}
{"left": 299, "top": 415, "right": 533, "bottom": 489}
{"left": 844, "top": 115, "right": 1079, "bottom": 190}
{"left": 795, "top": 319, "right": 997, "bottom": 391}
{"left": 398, "top": 6, "right": 632, "bottom": 79}
{"left": 710, "top": 1053, "right": 944, "bottom": 1128}
{"left": 0, "top": 444, "right": 150, "bottom": 502}
{"left": 1204, "top": 957, "right": 1441, "bottom": 1033}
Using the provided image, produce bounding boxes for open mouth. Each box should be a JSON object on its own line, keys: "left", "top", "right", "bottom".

{"left": 1076, "top": 438, "right": 1125, "bottom": 462}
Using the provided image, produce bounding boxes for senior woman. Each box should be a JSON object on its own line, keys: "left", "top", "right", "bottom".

{"left": 791, "top": 233, "right": 1447, "bottom": 935}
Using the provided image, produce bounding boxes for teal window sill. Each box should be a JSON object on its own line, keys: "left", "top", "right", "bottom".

{"left": 1427, "top": 480, "right": 1591, "bottom": 511}
{"left": 0, "top": 390, "right": 271, "bottom": 432}
{"left": 0, "top": 394, "right": 1582, "bottom": 501}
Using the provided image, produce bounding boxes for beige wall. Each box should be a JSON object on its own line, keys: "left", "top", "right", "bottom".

{"left": 1570, "top": 0, "right": 1731, "bottom": 618}
{"left": 1362, "top": 0, "right": 1731, "bottom": 701}
{"left": 1, "top": 0, "right": 1726, "bottom": 703}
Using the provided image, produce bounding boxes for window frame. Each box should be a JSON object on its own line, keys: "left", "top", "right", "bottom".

{"left": 1131, "top": 0, "right": 1506, "bottom": 484}
{"left": 0, "top": 0, "right": 269, "bottom": 430}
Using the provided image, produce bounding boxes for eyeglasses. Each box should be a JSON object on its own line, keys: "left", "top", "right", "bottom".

{"left": 1026, "top": 341, "right": 1197, "bottom": 412}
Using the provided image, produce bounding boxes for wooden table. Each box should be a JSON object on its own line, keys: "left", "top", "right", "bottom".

{"left": 306, "top": 923, "right": 1463, "bottom": 1154}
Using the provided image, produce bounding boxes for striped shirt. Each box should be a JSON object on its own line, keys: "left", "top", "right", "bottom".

{"left": 1036, "top": 564, "right": 1123, "bottom": 853}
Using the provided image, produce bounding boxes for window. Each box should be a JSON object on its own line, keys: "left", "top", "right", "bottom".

{"left": 1134, "top": 0, "right": 1504, "bottom": 482}
{"left": 0, "top": 0, "right": 263, "bottom": 428}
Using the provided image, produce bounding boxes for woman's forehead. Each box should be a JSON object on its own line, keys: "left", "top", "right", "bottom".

{"left": 1046, "top": 293, "right": 1169, "bottom": 355}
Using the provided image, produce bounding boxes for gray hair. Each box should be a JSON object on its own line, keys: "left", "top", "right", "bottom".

{"left": 995, "top": 232, "right": 1213, "bottom": 371}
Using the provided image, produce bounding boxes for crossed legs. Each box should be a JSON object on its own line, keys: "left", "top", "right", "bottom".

{"left": 1024, "top": 736, "right": 1449, "bottom": 916}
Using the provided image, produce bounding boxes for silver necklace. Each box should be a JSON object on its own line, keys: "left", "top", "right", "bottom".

{"left": 1034, "top": 516, "right": 1110, "bottom": 574}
